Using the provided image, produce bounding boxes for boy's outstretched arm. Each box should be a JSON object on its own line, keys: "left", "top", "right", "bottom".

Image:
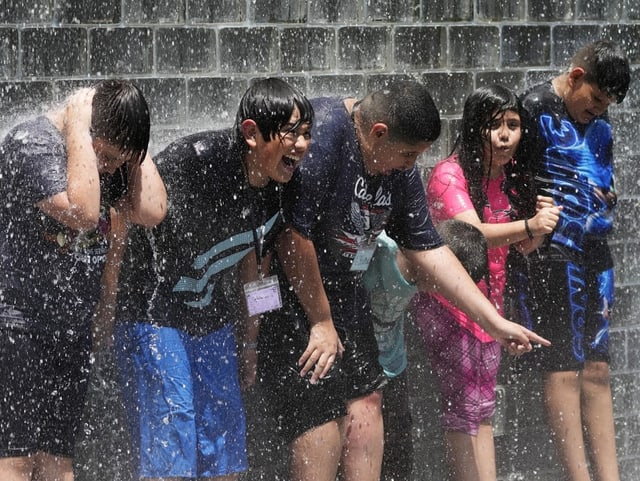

{"left": 404, "top": 244, "right": 550, "bottom": 355}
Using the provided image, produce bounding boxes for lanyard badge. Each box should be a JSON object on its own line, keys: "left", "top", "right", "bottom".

{"left": 243, "top": 212, "right": 283, "bottom": 316}
{"left": 243, "top": 275, "right": 282, "bottom": 316}
{"left": 350, "top": 239, "right": 377, "bottom": 271}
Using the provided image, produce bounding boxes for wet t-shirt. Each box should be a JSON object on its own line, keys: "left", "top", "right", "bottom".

{"left": 521, "top": 81, "right": 615, "bottom": 269}
{"left": 425, "top": 155, "right": 511, "bottom": 342}
{"left": 0, "top": 116, "right": 126, "bottom": 334}
{"left": 117, "top": 129, "right": 284, "bottom": 336}
{"left": 272, "top": 97, "right": 442, "bottom": 330}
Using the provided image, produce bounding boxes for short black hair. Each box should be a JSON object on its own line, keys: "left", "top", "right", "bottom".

{"left": 234, "top": 77, "right": 314, "bottom": 151}
{"left": 91, "top": 79, "right": 150, "bottom": 163}
{"left": 436, "top": 219, "right": 488, "bottom": 284}
{"left": 571, "top": 40, "right": 630, "bottom": 104}
{"left": 359, "top": 80, "right": 441, "bottom": 144}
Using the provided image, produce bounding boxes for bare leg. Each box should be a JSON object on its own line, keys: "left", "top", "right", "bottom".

{"left": 0, "top": 456, "right": 34, "bottom": 481}
{"left": 289, "top": 420, "right": 341, "bottom": 481}
{"left": 475, "top": 423, "right": 496, "bottom": 481}
{"left": 339, "top": 391, "right": 384, "bottom": 481}
{"left": 444, "top": 423, "right": 495, "bottom": 481}
{"left": 543, "top": 370, "right": 591, "bottom": 481}
{"left": 444, "top": 431, "right": 481, "bottom": 481}
{"left": 581, "top": 361, "right": 620, "bottom": 481}
{"left": 31, "top": 453, "right": 73, "bottom": 481}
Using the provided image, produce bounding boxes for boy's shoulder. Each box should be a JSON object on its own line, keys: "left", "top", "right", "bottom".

{"left": 521, "top": 81, "right": 557, "bottom": 114}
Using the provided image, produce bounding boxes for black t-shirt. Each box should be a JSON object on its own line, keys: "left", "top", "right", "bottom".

{"left": 117, "top": 129, "right": 284, "bottom": 336}
{"left": 0, "top": 116, "right": 127, "bottom": 334}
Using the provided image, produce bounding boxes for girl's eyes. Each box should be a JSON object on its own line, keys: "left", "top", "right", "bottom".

{"left": 489, "top": 121, "right": 521, "bottom": 131}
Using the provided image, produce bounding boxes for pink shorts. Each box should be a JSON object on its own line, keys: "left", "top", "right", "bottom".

{"left": 410, "top": 292, "right": 501, "bottom": 436}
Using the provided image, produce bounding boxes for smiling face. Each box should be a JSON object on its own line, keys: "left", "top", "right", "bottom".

{"left": 243, "top": 106, "right": 312, "bottom": 187}
{"left": 483, "top": 109, "right": 521, "bottom": 178}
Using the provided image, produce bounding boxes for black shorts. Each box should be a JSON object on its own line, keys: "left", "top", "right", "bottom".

{"left": 510, "top": 252, "right": 613, "bottom": 371}
{"left": 0, "top": 326, "right": 91, "bottom": 457}
{"left": 257, "top": 314, "right": 386, "bottom": 443}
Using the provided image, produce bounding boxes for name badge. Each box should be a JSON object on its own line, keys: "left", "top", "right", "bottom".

{"left": 350, "top": 243, "right": 377, "bottom": 271}
{"left": 243, "top": 275, "right": 283, "bottom": 316}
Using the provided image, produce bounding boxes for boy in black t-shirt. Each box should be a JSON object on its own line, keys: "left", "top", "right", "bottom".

{"left": 110, "top": 78, "right": 314, "bottom": 481}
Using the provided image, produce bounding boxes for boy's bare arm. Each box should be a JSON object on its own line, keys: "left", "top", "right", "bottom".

{"left": 277, "top": 226, "right": 344, "bottom": 383}
{"left": 38, "top": 88, "right": 101, "bottom": 230}
{"left": 118, "top": 153, "right": 167, "bottom": 228}
{"left": 93, "top": 208, "right": 128, "bottom": 351}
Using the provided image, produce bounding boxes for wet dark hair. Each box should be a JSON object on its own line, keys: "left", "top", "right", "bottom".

{"left": 436, "top": 219, "right": 488, "bottom": 284}
{"left": 359, "top": 81, "right": 441, "bottom": 144}
{"left": 90, "top": 79, "right": 150, "bottom": 163}
{"left": 455, "top": 84, "right": 521, "bottom": 217}
{"left": 234, "top": 77, "right": 314, "bottom": 152}
{"left": 571, "top": 40, "right": 630, "bottom": 104}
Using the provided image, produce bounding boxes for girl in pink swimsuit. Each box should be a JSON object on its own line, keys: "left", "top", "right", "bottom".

{"left": 410, "top": 84, "right": 561, "bottom": 481}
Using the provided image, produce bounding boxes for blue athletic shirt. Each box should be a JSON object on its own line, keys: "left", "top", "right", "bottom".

{"left": 521, "top": 82, "right": 615, "bottom": 269}
{"left": 0, "top": 116, "right": 127, "bottom": 334}
{"left": 275, "top": 97, "right": 441, "bottom": 330}
{"left": 117, "top": 129, "right": 284, "bottom": 336}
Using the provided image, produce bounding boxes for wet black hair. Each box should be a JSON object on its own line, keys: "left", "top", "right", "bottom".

{"left": 455, "top": 84, "right": 521, "bottom": 217}
{"left": 571, "top": 40, "right": 630, "bottom": 104}
{"left": 90, "top": 79, "right": 150, "bottom": 163}
{"left": 234, "top": 77, "right": 314, "bottom": 152}
{"left": 359, "top": 80, "right": 441, "bottom": 144}
{"left": 436, "top": 219, "right": 488, "bottom": 285}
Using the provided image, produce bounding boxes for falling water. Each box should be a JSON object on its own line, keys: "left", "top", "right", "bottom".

{"left": 0, "top": 1, "right": 639, "bottom": 480}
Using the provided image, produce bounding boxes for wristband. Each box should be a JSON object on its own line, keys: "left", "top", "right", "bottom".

{"left": 242, "top": 341, "right": 258, "bottom": 350}
{"left": 524, "top": 218, "right": 534, "bottom": 240}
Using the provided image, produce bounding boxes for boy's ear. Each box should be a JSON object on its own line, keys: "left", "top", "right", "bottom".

{"left": 370, "top": 122, "right": 388, "bottom": 140}
{"left": 241, "top": 119, "right": 258, "bottom": 147}
{"left": 568, "top": 66, "right": 586, "bottom": 87}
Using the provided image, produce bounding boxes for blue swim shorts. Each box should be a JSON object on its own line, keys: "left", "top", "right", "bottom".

{"left": 115, "top": 322, "right": 247, "bottom": 478}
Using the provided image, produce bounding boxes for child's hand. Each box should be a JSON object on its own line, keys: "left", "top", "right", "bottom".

{"left": 535, "top": 195, "right": 556, "bottom": 211}
{"left": 63, "top": 87, "right": 95, "bottom": 137}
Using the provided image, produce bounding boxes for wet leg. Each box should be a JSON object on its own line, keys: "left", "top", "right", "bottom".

{"left": 444, "top": 430, "right": 481, "bottom": 481}
{"left": 31, "top": 452, "right": 73, "bottom": 481}
{"left": 581, "top": 361, "right": 620, "bottom": 481}
{"left": 0, "top": 456, "right": 34, "bottom": 481}
{"left": 339, "top": 391, "right": 384, "bottom": 481}
{"left": 289, "top": 420, "right": 341, "bottom": 481}
{"left": 444, "top": 424, "right": 495, "bottom": 481}
{"left": 475, "top": 423, "right": 496, "bottom": 481}
{"left": 543, "top": 370, "right": 591, "bottom": 481}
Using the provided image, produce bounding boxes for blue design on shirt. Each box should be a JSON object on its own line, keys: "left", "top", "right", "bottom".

{"left": 173, "top": 213, "right": 279, "bottom": 308}
{"left": 537, "top": 114, "right": 614, "bottom": 253}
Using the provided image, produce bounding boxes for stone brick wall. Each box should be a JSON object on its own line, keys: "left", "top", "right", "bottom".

{"left": 1, "top": 1, "right": 639, "bottom": 480}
